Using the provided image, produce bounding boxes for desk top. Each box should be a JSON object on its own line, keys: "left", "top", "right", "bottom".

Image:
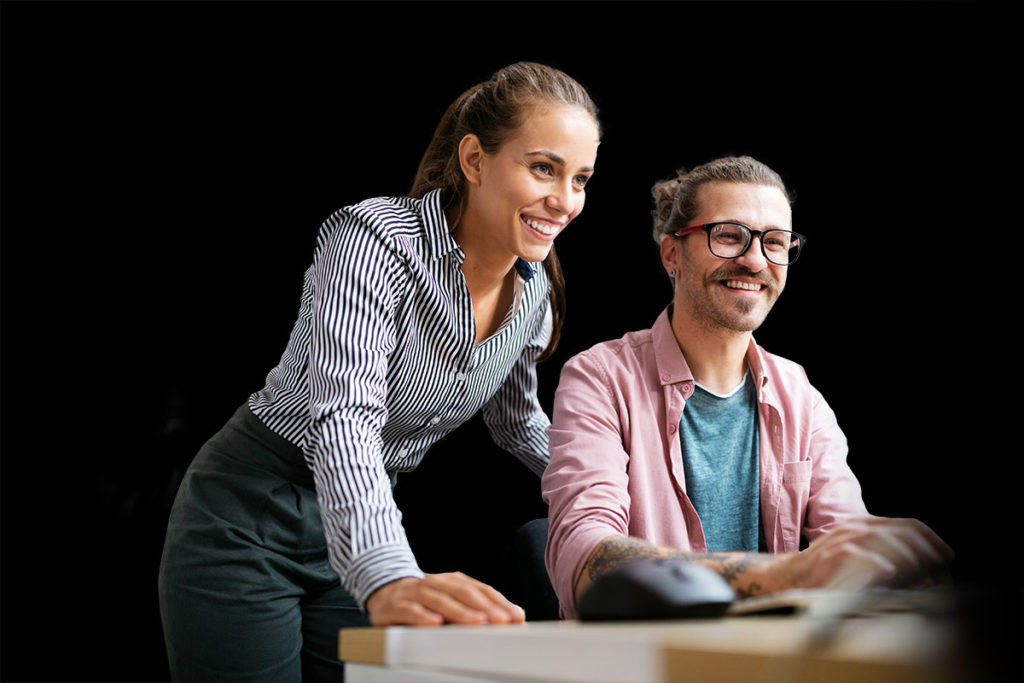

{"left": 340, "top": 592, "right": 972, "bottom": 683}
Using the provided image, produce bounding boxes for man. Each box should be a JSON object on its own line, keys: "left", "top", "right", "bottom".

{"left": 542, "top": 155, "right": 952, "bottom": 617}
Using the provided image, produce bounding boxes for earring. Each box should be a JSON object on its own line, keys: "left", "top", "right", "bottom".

{"left": 669, "top": 270, "right": 676, "bottom": 277}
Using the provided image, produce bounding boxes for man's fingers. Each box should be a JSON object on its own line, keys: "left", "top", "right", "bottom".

{"left": 862, "top": 518, "right": 955, "bottom": 578}
{"left": 823, "top": 545, "right": 898, "bottom": 590}
{"left": 810, "top": 517, "right": 954, "bottom": 589}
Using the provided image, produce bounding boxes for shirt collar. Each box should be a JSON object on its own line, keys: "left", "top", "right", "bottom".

{"left": 652, "top": 305, "right": 769, "bottom": 393}
{"left": 422, "top": 189, "right": 461, "bottom": 261}
{"left": 743, "top": 339, "right": 770, "bottom": 395}
{"left": 652, "top": 306, "right": 695, "bottom": 387}
{"left": 514, "top": 258, "right": 536, "bottom": 283}
{"left": 420, "top": 188, "right": 535, "bottom": 283}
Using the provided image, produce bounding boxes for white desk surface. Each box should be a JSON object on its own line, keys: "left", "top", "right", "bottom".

{"left": 339, "top": 591, "right": 972, "bottom": 683}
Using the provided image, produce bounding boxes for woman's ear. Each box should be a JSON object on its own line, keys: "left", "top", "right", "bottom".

{"left": 458, "top": 134, "right": 485, "bottom": 187}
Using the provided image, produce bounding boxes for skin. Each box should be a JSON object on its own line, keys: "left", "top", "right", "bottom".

{"left": 455, "top": 103, "right": 599, "bottom": 344}
{"left": 577, "top": 519, "right": 954, "bottom": 603}
{"left": 660, "top": 181, "right": 790, "bottom": 394}
{"left": 574, "top": 181, "right": 954, "bottom": 604}
{"left": 367, "top": 103, "right": 599, "bottom": 627}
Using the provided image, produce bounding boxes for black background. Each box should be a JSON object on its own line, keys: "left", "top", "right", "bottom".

{"left": 1, "top": 1, "right": 1016, "bottom": 681}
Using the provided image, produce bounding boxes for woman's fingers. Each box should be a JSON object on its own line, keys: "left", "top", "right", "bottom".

{"left": 423, "top": 573, "right": 525, "bottom": 624}
{"left": 372, "top": 597, "right": 445, "bottom": 627}
{"left": 366, "top": 573, "right": 525, "bottom": 626}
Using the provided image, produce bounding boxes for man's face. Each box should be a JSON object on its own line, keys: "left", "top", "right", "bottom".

{"left": 665, "top": 182, "right": 792, "bottom": 334}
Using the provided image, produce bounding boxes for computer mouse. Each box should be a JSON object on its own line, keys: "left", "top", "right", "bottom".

{"left": 577, "top": 557, "right": 736, "bottom": 621}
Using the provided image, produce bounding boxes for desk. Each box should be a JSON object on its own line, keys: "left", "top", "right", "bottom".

{"left": 339, "top": 591, "right": 973, "bottom": 682}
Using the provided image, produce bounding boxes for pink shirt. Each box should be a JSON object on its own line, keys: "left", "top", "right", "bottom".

{"left": 542, "top": 308, "right": 869, "bottom": 617}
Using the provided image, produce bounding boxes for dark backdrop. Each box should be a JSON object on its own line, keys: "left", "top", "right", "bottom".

{"left": 1, "top": 1, "right": 1014, "bottom": 681}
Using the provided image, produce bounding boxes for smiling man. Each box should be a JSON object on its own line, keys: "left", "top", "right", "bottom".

{"left": 542, "top": 155, "right": 953, "bottom": 618}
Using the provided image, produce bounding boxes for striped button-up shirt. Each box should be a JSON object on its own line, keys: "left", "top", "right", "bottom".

{"left": 249, "top": 189, "right": 552, "bottom": 606}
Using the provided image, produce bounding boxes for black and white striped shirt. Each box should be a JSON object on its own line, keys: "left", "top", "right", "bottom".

{"left": 249, "top": 189, "right": 552, "bottom": 606}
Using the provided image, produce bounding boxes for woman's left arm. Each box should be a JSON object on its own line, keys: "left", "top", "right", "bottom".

{"left": 479, "top": 299, "right": 552, "bottom": 476}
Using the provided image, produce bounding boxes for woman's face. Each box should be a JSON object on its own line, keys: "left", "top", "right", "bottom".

{"left": 462, "top": 103, "right": 600, "bottom": 264}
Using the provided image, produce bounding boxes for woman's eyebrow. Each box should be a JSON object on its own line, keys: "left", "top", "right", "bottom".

{"left": 526, "top": 150, "right": 594, "bottom": 173}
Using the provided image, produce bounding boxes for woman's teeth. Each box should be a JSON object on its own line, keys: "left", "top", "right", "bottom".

{"left": 524, "top": 218, "right": 558, "bottom": 236}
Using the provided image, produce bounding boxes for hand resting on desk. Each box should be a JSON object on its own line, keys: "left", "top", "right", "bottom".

{"left": 366, "top": 572, "right": 527, "bottom": 626}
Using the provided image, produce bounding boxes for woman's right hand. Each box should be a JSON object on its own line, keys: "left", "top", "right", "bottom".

{"left": 365, "top": 572, "right": 527, "bottom": 626}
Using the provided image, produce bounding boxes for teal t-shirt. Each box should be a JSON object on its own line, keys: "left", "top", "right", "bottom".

{"left": 679, "top": 372, "right": 760, "bottom": 552}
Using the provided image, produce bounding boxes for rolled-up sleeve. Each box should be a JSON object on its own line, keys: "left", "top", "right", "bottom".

{"left": 542, "top": 350, "right": 633, "bottom": 617}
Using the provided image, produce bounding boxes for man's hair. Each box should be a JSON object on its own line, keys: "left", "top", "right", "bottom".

{"left": 651, "top": 155, "right": 791, "bottom": 244}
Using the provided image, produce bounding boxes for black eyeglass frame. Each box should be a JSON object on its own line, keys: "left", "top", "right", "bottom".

{"left": 672, "top": 222, "right": 806, "bottom": 266}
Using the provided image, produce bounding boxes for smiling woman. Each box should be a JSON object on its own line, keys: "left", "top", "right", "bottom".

{"left": 454, "top": 104, "right": 599, "bottom": 344}
{"left": 156, "top": 62, "right": 601, "bottom": 683}
{"left": 411, "top": 64, "right": 601, "bottom": 359}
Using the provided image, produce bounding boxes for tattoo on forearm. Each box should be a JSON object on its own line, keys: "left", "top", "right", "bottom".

{"left": 587, "top": 539, "right": 774, "bottom": 599}
{"left": 587, "top": 537, "right": 667, "bottom": 583}
{"left": 694, "top": 553, "right": 772, "bottom": 598}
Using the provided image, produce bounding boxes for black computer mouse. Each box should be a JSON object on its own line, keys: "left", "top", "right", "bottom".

{"left": 577, "top": 557, "right": 736, "bottom": 621}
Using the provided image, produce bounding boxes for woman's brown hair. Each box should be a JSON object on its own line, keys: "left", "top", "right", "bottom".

{"left": 410, "top": 62, "right": 600, "bottom": 362}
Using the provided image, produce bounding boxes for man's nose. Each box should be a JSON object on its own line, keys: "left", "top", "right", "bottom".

{"left": 735, "top": 235, "right": 769, "bottom": 271}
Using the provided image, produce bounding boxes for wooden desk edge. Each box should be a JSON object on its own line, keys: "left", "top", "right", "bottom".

{"left": 661, "top": 640, "right": 969, "bottom": 683}
{"left": 338, "top": 627, "right": 388, "bottom": 665}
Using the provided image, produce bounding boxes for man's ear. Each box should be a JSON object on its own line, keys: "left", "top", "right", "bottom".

{"left": 660, "top": 235, "right": 679, "bottom": 276}
{"left": 458, "top": 134, "right": 485, "bottom": 187}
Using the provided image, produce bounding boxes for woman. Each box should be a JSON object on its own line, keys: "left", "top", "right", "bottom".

{"left": 158, "top": 62, "right": 601, "bottom": 681}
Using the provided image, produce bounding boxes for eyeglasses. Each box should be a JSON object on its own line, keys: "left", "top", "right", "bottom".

{"left": 672, "top": 222, "right": 806, "bottom": 266}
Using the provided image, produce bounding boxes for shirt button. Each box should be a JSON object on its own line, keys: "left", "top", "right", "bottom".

{"left": 455, "top": 372, "right": 466, "bottom": 382}
{"left": 429, "top": 416, "right": 440, "bottom": 425}
{"left": 397, "top": 448, "right": 408, "bottom": 458}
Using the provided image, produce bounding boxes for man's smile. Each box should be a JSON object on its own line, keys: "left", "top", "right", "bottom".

{"left": 723, "top": 279, "right": 766, "bottom": 292}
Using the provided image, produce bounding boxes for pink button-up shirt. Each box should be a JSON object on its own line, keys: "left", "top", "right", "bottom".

{"left": 542, "top": 308, "right": 869, "bottom": 617}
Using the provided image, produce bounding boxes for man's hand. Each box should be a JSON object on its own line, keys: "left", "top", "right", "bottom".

{"left": 366, "top": 572, "right": 526, "bottom": 626}
{"left": 773, "top": 517, "right": 954, "bottom": 592}
{"left": 574, "top": 517, "right": 954, "bottom": 607}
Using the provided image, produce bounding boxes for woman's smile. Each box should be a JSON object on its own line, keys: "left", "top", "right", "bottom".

{"left": 521, "top": 214, "right": 564, "bottom": 239}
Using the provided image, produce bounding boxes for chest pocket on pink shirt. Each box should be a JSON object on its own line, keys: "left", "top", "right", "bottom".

{"left": 779, "top": 461, "right": 812, "bottom": 550}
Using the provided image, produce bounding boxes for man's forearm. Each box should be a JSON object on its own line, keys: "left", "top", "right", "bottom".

{"left": 577, "top": 535, "right": 780, "bottom": 601}
{"left": 575, "top": 518, "right": 955, "bottom": 606}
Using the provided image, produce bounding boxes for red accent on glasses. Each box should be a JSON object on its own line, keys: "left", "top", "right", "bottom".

{"left": 672, "top": 225, "right": 706, "bottom": 238}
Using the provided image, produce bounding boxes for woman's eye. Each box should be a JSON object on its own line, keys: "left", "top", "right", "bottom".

{"left": 574, "top": 174, "right": 590, "bottom": 188}
{"left": 532, "top": 163, "right": 554, "bottom": 176}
